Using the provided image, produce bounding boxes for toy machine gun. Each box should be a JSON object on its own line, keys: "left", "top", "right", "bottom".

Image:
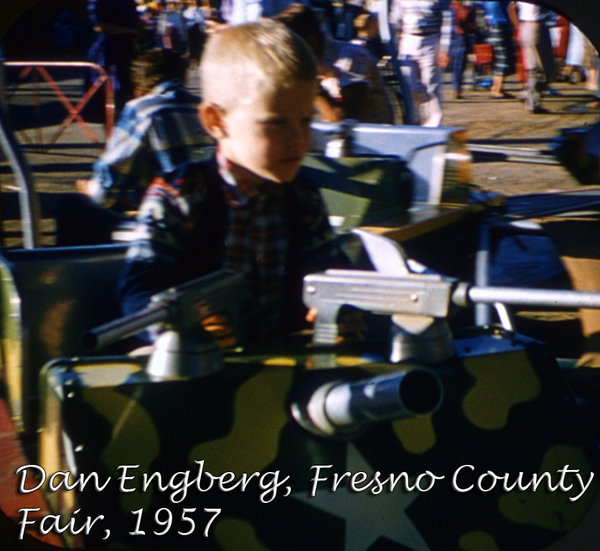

{"left": 83, "top": 269, "right": 246, "bottom": 379}
{"left": 305, "top": 228, "right": 600, "bottom": 359}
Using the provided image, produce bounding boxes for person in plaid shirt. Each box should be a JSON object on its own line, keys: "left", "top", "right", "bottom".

{"left": 119, "top": 20, "right": 349, "bottom": 343}
{"left": 79, "top": 48, "right": 208, "bottom": 211}
{"left": 57, "top": 48, "right": 209, "bottom": 246}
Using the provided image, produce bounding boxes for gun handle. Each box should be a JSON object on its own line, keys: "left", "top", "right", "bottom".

{"left": 312, "top": 305, "right": 341, "bottom": 345}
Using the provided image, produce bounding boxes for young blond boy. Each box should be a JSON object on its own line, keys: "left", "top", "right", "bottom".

{"left": 118, "top": 20, "right": 342, "bottom": 342}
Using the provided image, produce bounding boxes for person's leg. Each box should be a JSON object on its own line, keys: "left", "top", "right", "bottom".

{"left": 536, "top": 21, "right": 555, "bottom": 86}
{"left": 398, "top": 34, "right": 424, "bottom": 125}
{"left": 564, "top": 22, "right": 585, "bottom": 78}
{"left": 450, "top": 32, "right": 466, "bottom": 97}
{"left": 419, "top": 35, "right": 444, "bottom": 126}
{"left": 398, "top": 56, "right": 422, "bottom": 124}
{"left": 489, "top": 24, "right": 510, "bottom": 97}
{"left": 519, "top": 21, "right": 542, "bottom": 111}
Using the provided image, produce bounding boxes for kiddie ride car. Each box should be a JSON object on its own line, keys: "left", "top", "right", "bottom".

{"left": 26, "top": 227, "right": 600, "bottom": 551}
{"left": 2, "top": 110, "right": 600, "bottom": 550}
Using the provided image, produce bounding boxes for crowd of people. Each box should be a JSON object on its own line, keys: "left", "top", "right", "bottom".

{"left": 65, "top": 0, "right": 599, "bottom": 125}
{"left": 6, "top": 1, "right": 598, "bottom": 124}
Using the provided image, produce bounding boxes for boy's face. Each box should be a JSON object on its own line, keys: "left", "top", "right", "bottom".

{"left": 205, "top": 80, "right": 317, "bottom": 184}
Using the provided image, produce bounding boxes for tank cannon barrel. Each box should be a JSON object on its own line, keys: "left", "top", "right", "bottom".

{"left": 293, "top": 369, "right": 443, "bottom": 437}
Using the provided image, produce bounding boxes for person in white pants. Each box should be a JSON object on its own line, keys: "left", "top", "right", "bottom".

{"left": 390, "top": 0, "right": 452, "bottom": 126}
{"left": 515, "top": 1, "right": 553, "bottom": 113}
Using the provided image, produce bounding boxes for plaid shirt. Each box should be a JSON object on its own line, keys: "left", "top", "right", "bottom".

{"left": 120, "top": 151, "right": 336, "bottom": 340}
{"left": 87, "top": 79, "right": 208, "bottom": 210}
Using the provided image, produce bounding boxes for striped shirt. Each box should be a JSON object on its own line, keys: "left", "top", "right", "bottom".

{"left": 87, "top": 79, "right": 209, "bottom": 210}
{"left": 390, "top": 0, "right": 453, "bottom": 50}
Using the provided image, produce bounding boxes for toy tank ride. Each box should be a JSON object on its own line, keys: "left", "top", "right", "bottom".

{"left": 31, "top": 229, "right": 600, "bottom": 551}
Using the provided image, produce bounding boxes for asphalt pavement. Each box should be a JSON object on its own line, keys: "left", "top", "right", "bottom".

{"left": 442, "top": 73, "right": 600, "bottom": 196}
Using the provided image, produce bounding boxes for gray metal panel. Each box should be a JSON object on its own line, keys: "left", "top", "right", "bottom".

{"left": 310, "top": 121, "right": 461, "bottom": 203}
{"left": 0, "top": 244, "right": 127, "bottom": 432}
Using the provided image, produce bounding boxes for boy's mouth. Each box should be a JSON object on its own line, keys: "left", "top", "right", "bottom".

{"left": 281, "top": 156, "right": 304, "bottom": 165}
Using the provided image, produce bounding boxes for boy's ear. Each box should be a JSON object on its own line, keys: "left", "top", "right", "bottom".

{"left": 199, "top": 103, "right": 226, "bottom": 140}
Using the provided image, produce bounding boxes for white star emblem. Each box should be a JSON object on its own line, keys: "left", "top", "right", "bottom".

{"left": 293, "top": 444, "right": 431, "bottom": 551}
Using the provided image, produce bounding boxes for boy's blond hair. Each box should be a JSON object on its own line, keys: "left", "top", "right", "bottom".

{"left": 199, "top": 19, "right": 318, "bottom": 108}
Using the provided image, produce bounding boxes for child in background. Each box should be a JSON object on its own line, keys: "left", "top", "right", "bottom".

{"left": 57, "top": 49, "right": 207, "bottom": 246}
{"left": 276, "top": 3, "right": 394, "bottom": 123}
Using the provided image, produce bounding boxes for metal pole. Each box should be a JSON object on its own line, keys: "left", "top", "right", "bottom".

{"left": 465, "top": 286, "right": 600, "bottom": 310}
{"left": 474, "top": 222, "right": 492, "bottom": 326}
{"left": 0, "top": 104, "right": 41, "bottom": 249}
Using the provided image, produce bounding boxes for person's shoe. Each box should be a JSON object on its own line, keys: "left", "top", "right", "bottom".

{"left": 563, "top": 101, "right": 600, "bottom": 113}
{"left": 531, "top": 105, "right": 550, "bottom": 114}
{"left": 542, "top": 87, "right": 561, "bottom": 97}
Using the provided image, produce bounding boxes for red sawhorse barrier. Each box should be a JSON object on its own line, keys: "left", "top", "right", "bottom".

{"left": 4, "top": 61, "right": 114, "bottom": 147}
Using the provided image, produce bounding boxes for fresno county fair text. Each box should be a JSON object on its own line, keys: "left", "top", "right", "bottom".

{"left": 14, "top": 461, "right": 596, "bottom": 540}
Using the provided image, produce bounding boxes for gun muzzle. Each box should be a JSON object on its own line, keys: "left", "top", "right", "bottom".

{"left": 82, "top": 303, "right": 170, "bottom": 351}
{"left": 293, "top": 368, "right": 442, "bottom": 437}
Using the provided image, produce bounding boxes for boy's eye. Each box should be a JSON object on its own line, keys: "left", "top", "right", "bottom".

{"left": 260, "top": 116, "right": 313, "bottom": 129}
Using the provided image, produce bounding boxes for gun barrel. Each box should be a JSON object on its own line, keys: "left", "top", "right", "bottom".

{"left": 457, "top": 284, "right": 600, "bottom": 310}
{"left": 82, "top": 304, "right": 169, "bottom": 351}
{"left": 302, "top": 369, "right": 442, "bottom": 437}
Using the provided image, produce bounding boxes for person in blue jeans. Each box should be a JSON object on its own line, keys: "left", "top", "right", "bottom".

{"left": 87, "top": 0, "right": 143, "bottom": 111}
{"left": 390, "top": 0, "right": 452, "bottom": 126}
{"left": 449, "top": 0, "right": 477, "bottom": 99}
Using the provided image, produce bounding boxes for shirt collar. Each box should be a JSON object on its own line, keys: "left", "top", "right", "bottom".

{"left": 215, "top": 148, "right": 286, "bottom": 207}
{"left": 151, "top": 79, "right": 184, "bottom": 96}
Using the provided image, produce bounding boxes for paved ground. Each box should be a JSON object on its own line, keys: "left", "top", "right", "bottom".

{"left": 443, "top": 74, "right": 600, "bottom": 196}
